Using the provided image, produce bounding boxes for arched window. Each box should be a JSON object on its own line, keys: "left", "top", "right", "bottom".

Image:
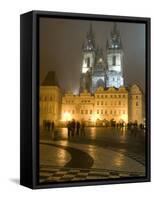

{"left": 112, "top": 55, "right": 116, "bottom": 65}
{"left": 87, "top": 57, "right": 90, "bottom": 67}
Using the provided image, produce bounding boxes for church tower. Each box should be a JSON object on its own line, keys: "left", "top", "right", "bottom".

{"left": 80, "top": 24, "right": 96, "bottom": 92}
{"left": 91, "top": 47, "right": 106, "bottom": 93}
{"left": 106, "top": 23, "right": 124, "bottom": 88}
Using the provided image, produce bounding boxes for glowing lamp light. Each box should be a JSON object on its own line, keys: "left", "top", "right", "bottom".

{"left": 120, "top": 114, "right": 128, "bottom": 123}
{"left": 62, "top": 112, "right": 72, "bottom": 122}
{"left": 91, "top": 113, "right": 100, "bottom": 122}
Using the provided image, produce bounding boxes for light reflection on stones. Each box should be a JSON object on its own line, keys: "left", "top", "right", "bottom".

{"left": 40, "top": 143, "right": 71, "bottom": 167}
{"left": 40, "top": 126, "right": 145, "bottom": 175}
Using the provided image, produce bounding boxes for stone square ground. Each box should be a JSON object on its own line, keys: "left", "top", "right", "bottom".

{"left": 39, "top": 127, "right": 146, "bottom": 183}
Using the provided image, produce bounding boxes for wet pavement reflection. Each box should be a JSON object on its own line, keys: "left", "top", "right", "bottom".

{"left": 40, "top": 127, "right": 146, "bottom": 182}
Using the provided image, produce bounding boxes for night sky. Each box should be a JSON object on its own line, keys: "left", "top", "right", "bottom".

{"left": 39, "top": 17, "right": 145, "bottom": 93}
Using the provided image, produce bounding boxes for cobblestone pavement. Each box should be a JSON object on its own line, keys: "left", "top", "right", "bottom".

{"left": 40, "top": 165, "right": 144, "bottom": 183}
{"left": 39, "top": 127, "right": 146, "bottom": 183}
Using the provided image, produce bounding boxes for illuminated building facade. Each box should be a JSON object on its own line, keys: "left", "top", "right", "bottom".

{"left": 39, "top": 23, "right": 144, "bottom": 126}
{"left": 128, "top": 84, "right": 144, "bottom": 124}
{"left": 39, "top": 71, "right": 62, "bottom": 127}
{"left": 61, "top": 84, "right": 143, "bottom": 124}
{"left": 62, "top": 86, "right": 128, "bottom": 124}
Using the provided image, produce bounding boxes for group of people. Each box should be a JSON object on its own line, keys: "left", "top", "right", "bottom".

{"left": 110, "top": 120, "right": 145, "bottom": 130}
{"left": 43, "top": 119, "right": 86, "bottom": 139}
{"left": 44, "top": 120, "right": 55, "bottom": 132}
{"left": 43, "top": 119, "right": 144, "bottom": 141}
{"left": 67, "top": 119, "right": 85, "bottom": 137}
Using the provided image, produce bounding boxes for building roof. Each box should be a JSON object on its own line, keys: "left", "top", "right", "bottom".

{"left": 42, "top": 71, "right": 59, "bottom": 87}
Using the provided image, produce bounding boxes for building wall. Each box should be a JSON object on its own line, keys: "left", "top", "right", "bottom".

{"left": 106, "top": 49, "right": 124, "bottom": 88}
{"left": 93, "top": 86, "right": 128, "bottom": 123}
{"left": 106, "top": 71, "right": 124, "bottom": 88}
{"left": 107, "top": 51, "right": 123, "bottom": 72}
{"left": 61, "top": 90, "right": 94, "bottom": 122}
{"left": 39, "top": 86, "right": 62, "bottom": 127}
{"left": 128, "top": 84, "right": 143, "bottom": 124}
{"left": 40, "top": 85, "right": 144, "bottom": 126}
{"left": 61, "top": 86, "right": 129, "bottom": 124}
{"left": 81, "top": 51, "right": 95, "bottom": 73}
{"left": 92, "top": 76, "right": 105, "bottom": 93}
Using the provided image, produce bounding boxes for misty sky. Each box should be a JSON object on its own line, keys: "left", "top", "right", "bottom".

{"left": 39, "top": 17, "right": 145, "bottom": 93}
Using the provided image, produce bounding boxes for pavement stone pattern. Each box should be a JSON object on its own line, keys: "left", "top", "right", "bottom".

{"left": 40, "top": 165, "right": 145, "bottom": 183}
{"left": 39, "top": 127, "right": 146, "bottom": 183}
{"left": 41, "top": 140, "right": 145, "bottom": 173}
{"left": 40, "top": 127, "right": 146, "bottom": 166}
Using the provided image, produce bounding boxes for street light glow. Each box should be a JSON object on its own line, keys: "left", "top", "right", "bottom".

{"left": 91, "top": 113, "right": 100, "bottom": 122}
{"left": 120, "top": 114, "right": 128, "bottom": 123}
{"left": 62, "top": 112, "right": 72, "bottom": 122}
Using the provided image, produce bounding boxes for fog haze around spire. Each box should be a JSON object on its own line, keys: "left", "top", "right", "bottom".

{"left": 40, "top": 18, "right": 145, "bottom": 93}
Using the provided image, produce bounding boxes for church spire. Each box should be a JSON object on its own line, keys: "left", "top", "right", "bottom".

{"left": 106, "top": 22, "right": 124, "bottom": 88}
{"left": 87, "top": 23, "right": 93, "bottom": 40}
{"left": 112, "top": 22, "right": 118, "bottom": 35}
{"left": 107, "top": 22, "right": 122, "bottom": 49}
{"left": 82, "top": 23, "right": 96, "bottom": 51}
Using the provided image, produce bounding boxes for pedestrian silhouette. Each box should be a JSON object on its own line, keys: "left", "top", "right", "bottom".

{"left": 71, "top": 119, "right": 76, "bottom": 137}
{"left": 81, "top": 121, "right": 85, "bottom": 136}
{"left": 67, "top": 121, "right": 71, "bottom": 138}
{"left": 76, "top": 121, "right": 80, "bottom": 135}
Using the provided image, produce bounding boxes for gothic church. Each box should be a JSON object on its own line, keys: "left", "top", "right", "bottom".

{"left": 80, "top": 23, "right": 124, "bottom": 93}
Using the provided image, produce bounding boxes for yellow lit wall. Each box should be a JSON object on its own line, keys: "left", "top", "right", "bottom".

{"left": 39, "top": 86, "right": 62, "bottom": 126}
{"left": 61, "top": 86, "right": 129, "bottom": 123}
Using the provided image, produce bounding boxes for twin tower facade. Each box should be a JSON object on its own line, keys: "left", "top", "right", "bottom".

{"left": 80, "top": 23, "right": 124, "bottom": 93}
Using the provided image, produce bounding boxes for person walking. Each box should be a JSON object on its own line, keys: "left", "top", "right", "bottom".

{"left": 81, "top": 121, "right": 85, "bottom": 136}
{"left": 67, "top": 121, "right": 71, "bottom": 138}
{"left": 76, "top": 121, "right": 80, "bottom": 136}
{"left": 51, "top": 121, "right": 55, "bottom": 133}
{"left": 47, "top": 121, "right": 50, "bottom": 132}
{"left": 50, "top": 121, "right": 55, "bottom": 140}
{"left": 71, "top": 119, "right": 76, "bottom": 137}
